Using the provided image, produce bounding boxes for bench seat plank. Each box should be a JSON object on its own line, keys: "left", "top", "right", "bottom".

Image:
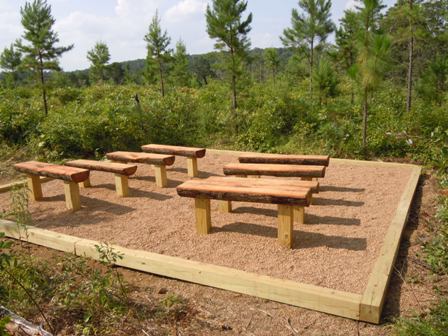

{"left": 106, "top": 151, "right": 175, "bottom": 166}
{"left": 239, "top": 153, "right": 330, "bottom": 166}
{"left": 14, "top": 161, "right": 89, "bottom": 183}
{"left": 141, "top": 144, "right": 206, "bottom": 158}
{"left": 177, "top": 178, "right": 311, "bottom": 206}
{"left": 204, "top": 176, "right": 319, "bottom": 193}
{"left": 223, "top": 163, "right": 326, "bottom": 178}
{"left": 65, "top": 159, "right": 137, "bottom": 176}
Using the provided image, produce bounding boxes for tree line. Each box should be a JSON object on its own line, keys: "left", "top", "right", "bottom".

{"left": 1, "top": 0, "right": 447, "bottom": 148}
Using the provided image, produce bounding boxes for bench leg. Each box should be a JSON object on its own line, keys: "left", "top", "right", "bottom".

{"left": 153, "top": 165, "right": 167, "bottom": 188}
{"left": 277, "top": 205, "right": 293, "bottom": 248}
{"left": 115, "top": 174, "right": 129, "bottom": 197}
{"left": 187, "top": 157, "right": 198, "bottom": 178}
{"left": 219, "top": 200, "right": 232, "bottom": 213}
{"left": 64, "top": 181, "right": 81, "bottom": 211}
{"left": 195, "top": 198, "right": 211, "bottom": 234}
{"left": 293, "top": 206, "right": 305, "bottom": 224}
{"left": 81, "top": 177, "right": 92, "bottom": 188}
{"left": 27, "top": 174, "right": 43, "bottom": 201}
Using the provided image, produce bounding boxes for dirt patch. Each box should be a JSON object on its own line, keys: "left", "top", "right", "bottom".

{"left": 0, "top": 151, "right": 415, "bottom": 294}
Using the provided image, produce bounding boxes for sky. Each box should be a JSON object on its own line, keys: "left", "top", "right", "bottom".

{"left": 0, "top": 0, "right": 397, "bottom": 71}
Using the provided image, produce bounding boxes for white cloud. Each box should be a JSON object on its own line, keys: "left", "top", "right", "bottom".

{"left": 164, "top": 0, "right": 207, "bottom": 23}
{"left": 345, "top": 0, "right": 358, "bottom": 10}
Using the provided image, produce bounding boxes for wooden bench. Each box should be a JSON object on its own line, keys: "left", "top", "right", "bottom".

{"left": 205, "top": 176, "right": 319, "bottom": 213}
{"left": 13, "top": 161, "right": 90, "bottom": 211}
{"left": 239, "top": 153, "right": 330, "bottom": 166}
{"left": 223, "top": 163, "right": 326, "bottom": 181}
{"left": 106, "top": 151, "right": 175, "bottom": 188}
{"left": 141, "top": 144, "right": 206, "bottom": 177}
{"left": 177, "top": 177, "right": 312, "bottom": 248}
{"left": 65, "top": 159, "right": 137, "bottom": 197}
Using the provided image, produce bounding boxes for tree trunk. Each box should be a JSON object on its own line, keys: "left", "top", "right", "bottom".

{"left": 309, "top": 39, "right": 314, "bottom": 97}
{"left": 158, "top": 57, "right": 165, "bottom": 97}
{"left": 406, "top": 0, "right": 414, "bottom": 113}
{"left": 362, "top": 87, "right": 368, "bottom": 149}
{"left": 38, "top": 53, "right": 48, "bottom": 116}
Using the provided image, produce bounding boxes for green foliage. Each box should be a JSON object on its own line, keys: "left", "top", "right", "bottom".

{"left": 206, "top": 0, "right": 252, "bottom": 111}
{"left": 0, "top": 43, "right": 22, "bottom": 88}
{"left": 0, "top": 316, "right": 10, "bottom": 336}
{"left": 171, "top": 40, "right": 190, "bottom": 87}
{"left": 264, "top": 48, "right": 280, "bottom": 81}
{"left": 393, "top": 300, "right": 448, "bottom": 336}
{"left": 144, "top": 11, "right": 171, "bottom": 96}
{"left": 87, "top": 42, "right": 110, "bottom": 83}
{"left": 424, "top": 196, "right": 448, "bottom": 275}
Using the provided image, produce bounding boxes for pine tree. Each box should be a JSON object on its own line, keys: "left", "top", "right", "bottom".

{"left": 336, "top": 10, "right": 359, "bottom": 104}
{"left": 87, "top": 42, "right": 110, "bottom": 83}
{"left": 16, "top": 0, "right": 73, "bottom": 115}
{"left": 353, "top": 0, "right": 390, "bottom": 150}
{"left": 0, "top": 43, "right": 22, "bottom": 87}
{"left": 144, "top": 11, "right": 171, "bottom": 96}
{"left": 171, "top": 40, "right": 190, "bottom": 87}
{"left": 264, "top": 48, "right": 280, "bottom": 82}
{"left": 281, "top": 0, "right": 334, "bottom": 95}
{"left": 206, "top": 0, "right": 253, "bottom": 116}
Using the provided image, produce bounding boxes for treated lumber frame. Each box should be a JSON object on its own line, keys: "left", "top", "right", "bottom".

{"left": 0, "top": 176, "right": 51, "bottom": 194}
{"left": 0, "top": 219, "right": 361, "bottom": 320}
{"left": 0, "top": 151, "right": 421, "bottom": 323}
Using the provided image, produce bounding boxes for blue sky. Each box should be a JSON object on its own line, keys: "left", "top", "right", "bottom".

{"left": 0, "top": 0, "right": 396, "bottom": 71}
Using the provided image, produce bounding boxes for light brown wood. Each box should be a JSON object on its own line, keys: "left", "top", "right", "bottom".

{"left": 0, "top": 177, "right": 52, "bottom": 194}
{"left": 218, "top": 200, "right": 232, "bottom": 213}
{"left": 194, "top": 198, "right": 211, "bottom": 234}
{"left": 14, "top": 161, "right": 89, "bottom": 183}
{"left": 239, "top": 153, "right": 330, "bottom": 166}
{"left": 81, "top": 177, "right": 92, "bottom": 188}
{"left": 294, "top": 206, "right": 305, "bottom": 224}
{"left": 0, "top": 220, "right": 362, "bottom": 321}
{"left": 177, "top": 178, "right": 312, "bottom": 206}
{"left": 106, "top": 151, "right": 175, "bottom": 166}
{"left": 360, "top": 166, "right": 421, "bottom": 323}
{"left": 115, "top": 174, "right": 129, "bottom": 197}
{"left": 141, "top": 144, "right": 206, "bottom": 158}
{"left": 63, "top": 181, "right": 81, "bottom": 211}
{"left": 207, "top": 176, "right": 319, "bottom": 193}
{"left": 27, "top": 174, "right": 42, "bottom": 201}
{"left": 187, "top": 157, "right": 198, "bottom": 177}
{"left": 66, "top": 159, "right": 137, "bottom": 176}
{"left": 277, "top": 205, "right": 293, "bottom": 248}
{"left": 301, "top": 177, "right": 313, "bottom": 181}
{"left": 223, "top": 163, "right": 326, "bottom": 178}
{"left": 154, "top": 165, "right": 167, "bottom": 188}
{"left": 248, "top": 175, "right": 260, "bottom": 178}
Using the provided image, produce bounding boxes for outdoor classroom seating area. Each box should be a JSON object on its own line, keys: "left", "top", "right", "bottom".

{"left": 11, "top": 145, "right": 329, "bottom": 248}
{"left": 0, "top": 146, "right": 420, "bottom": 322}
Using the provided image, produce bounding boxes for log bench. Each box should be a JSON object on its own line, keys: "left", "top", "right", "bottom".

{"left": 205, "top": 176, "right": 319, "bottom": 213}
{"left": 223, "top": 163, "right": 326, "bottom": 181}
{"left": 141, "top": 144, "right": 206, "bottom": 177}
{"left": 105, "top": 151, "right": 175, "bottom": 188}
{"left": 65, "top": 159, "right": 137, "bottom": 197}
{"left": 177, "top": 177, "right": 312, "bottom": 248}
{"left": 239, "top": 153, "right": 330, "bottom": 166}
{"left": 13, "top": 161, "right": 90, "bottom": 211}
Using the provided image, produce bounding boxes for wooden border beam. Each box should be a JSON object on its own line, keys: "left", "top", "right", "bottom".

{"left": 0, "top": 220, "right": 362, "bottom": 320}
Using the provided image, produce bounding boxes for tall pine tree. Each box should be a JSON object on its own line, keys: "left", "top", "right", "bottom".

{"left": 171, "top": 40, "right": 190, "bottom": 87}
{"left": 281, "top": 0, "right": 334, "bottom": 95}
{"left": 16, "top": 0, "right": 73, "bottom": 115}
{"left": 87, "top": 41, "right": 111, "bottom": 84}
{"left": 144, "top": 11, "right": 171, "bottom": 97}
{"left": 206, "top": 0, "right": 252, "bottom": 117}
